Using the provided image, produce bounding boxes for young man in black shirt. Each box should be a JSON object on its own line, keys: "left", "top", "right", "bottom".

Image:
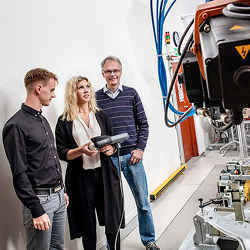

{"left": 2, "top": 68, "right": 69, "bottom": 250}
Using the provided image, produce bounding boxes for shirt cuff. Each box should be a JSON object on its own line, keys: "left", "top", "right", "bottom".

{"left": 135, "top": 148, "right": 144, "bottom": 152}
{"left": 30, "top": 202, "right": 46, "bottom": 218}
{"left": 135, "top": 143, "right": 145, "bottom": 151}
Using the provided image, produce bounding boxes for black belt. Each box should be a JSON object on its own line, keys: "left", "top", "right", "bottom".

{"left": 34, "top": 184, "right": 63, "bottom": 195}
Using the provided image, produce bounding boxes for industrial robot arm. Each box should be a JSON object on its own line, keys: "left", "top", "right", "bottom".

{"left": 182, "top": 0, "right": 250, "bottom": 126}
{"left": 166, "top": 0, "right": 250, "bottom": 128}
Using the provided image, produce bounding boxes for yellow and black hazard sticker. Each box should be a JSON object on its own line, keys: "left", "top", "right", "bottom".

{"left": 235, "top": 45, "right": 250, "bottom": 60}
{"left": 230, "top": 25, "right": 244, "bottom": 31}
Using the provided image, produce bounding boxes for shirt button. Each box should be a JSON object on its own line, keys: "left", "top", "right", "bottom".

{"left": 54, "top": 156, "right": 57, "bottom": 159}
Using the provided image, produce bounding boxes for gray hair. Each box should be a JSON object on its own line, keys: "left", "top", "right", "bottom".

{"left": 101, "top": 56, "right": 122, "bottom": 69}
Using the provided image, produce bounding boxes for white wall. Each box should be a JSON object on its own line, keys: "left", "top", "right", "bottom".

{"left": 0, "top": 0, "right": 207, "bottom": 249}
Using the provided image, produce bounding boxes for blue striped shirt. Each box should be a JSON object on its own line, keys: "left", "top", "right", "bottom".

{"left": 96, "top": 85, "right": 149, "bottom": 155}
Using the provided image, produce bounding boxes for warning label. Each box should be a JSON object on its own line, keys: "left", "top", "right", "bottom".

{"left": 235, "top": 45, "right": 250, "bottom": 59}
{"left": 230, "top": 25, "right": 244, "bottom": 31}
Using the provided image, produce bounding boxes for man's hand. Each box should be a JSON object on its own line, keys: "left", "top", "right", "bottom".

{"left": 130, "top": 149, "right": 144, "bottom": 165}
{"left": 64, "top": 193, "right": 69, "bottom": 208}
{"left": 33, "top": 213, "right": 51, "bottom": 231}
{"left": 100, "top": 145, "right": 115, "bottom": 156}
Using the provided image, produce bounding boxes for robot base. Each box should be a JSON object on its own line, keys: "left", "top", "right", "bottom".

{"left": 180, "top": 206, "right": 250, "bottom": 250}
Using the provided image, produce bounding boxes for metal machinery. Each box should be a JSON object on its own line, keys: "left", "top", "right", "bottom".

{"left": 179, "top": 0, "right": 250, "bottom": 249}
{"left": 182, "top": 0, "right": 250, "bottom": 127}
{"left": 188, "top": 160, "right": 250, "bottom": 250}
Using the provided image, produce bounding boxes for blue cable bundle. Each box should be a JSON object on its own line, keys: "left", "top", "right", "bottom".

{"left": 150, "top": 0, "right": 195, "bottom": 125}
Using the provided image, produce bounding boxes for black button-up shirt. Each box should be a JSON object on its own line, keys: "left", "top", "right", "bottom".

{"left": 2, "top": 104, "right": 63, "bottom": 218}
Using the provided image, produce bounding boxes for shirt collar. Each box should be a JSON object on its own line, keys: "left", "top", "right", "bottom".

{"left": 22, "top": 103, "right": 42, "bottom": 117}
{"left": 103, "top": 84, "right": 123, "bottom": 94}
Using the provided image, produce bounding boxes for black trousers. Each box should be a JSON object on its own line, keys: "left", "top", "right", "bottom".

{"left": 80, "top": 168, "right": 120, "bottom": 250}
{"left": 82, "top": 232, "right": 120, "bottom": 250}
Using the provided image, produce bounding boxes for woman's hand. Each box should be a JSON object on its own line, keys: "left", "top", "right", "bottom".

{"left": 64, "top": 193, "right": 69, "bottom": 208}
{"left": 100, "top": 145, "right": 115, "bottom": 156}
{"left": 81, "top": 142, "right": 98, "bottom": 157}
{"left": 66, "top": 142, "right": 98, "bottom": 160}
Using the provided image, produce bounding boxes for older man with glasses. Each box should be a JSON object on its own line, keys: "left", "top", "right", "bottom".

{"left": 96, "top": 56, "right": 160, "bottom": 250}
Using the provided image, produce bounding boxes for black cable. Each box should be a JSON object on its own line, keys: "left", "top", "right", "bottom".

{"left": 173, "top": 31, "right": 180, "bottom": 47}
{"left": 223, "top": 3, "right": 250, "bottom": 19}
{"left": 114, "top": 143, "right": 124, "bottom": 250}
{"left": 187, "top": 38, "right": 194, "bottom": 52}
{"left": 177, "top": 18, "right": 194, "bottom": 55}
{"left": 164, "top": 32, "right": 194, "bottom": 127}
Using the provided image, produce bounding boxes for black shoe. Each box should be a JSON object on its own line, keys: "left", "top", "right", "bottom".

{"left": 145, "top": 242, "right": 160, "bottom": 250}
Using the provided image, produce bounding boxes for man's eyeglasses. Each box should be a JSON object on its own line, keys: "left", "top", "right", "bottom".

{"left": 103, "top": 69, "right": 121, "bottom": 75}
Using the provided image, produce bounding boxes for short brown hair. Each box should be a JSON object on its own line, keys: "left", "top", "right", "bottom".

{"left": 24, "top": 68, "right": 58, "bottom": 88}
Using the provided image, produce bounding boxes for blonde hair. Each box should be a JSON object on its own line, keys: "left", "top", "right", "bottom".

{"left": 62, "top": 76, "right": 99, "bottom": 121}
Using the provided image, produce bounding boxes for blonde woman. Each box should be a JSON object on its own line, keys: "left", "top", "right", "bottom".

{"left": 55, "top": 76, "right": 124, "bottom": 250}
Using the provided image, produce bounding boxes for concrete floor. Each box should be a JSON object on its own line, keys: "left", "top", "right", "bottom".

{"left": 120, "top": 150, "right": 240, "bottom": 250}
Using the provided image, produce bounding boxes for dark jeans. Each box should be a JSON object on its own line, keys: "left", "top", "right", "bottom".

{"left": 22, "top": 189, "right": 66, "bottom": 250}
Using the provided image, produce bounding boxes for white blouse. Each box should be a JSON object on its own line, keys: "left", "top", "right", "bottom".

{"left": 72, "top": 112, "right": 101, "bottom": 170}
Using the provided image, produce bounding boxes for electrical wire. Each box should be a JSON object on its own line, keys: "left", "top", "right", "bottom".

{"left": 113, "top": 144, "right": 124, "bottom": 250}
{"left": 164, "top": 33, "right": 195, "bottom": 127}
{"left": 223, "top": 3, "right": 250, "bottom": 19}
{"left": 150, "top": 0, "right": 195, "bottom": 126}
{"left": 151, "top": 0, "right": 245, "bottom": 128}
{"left": 177, "top": 18, "right": 194, "bottom": 55}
